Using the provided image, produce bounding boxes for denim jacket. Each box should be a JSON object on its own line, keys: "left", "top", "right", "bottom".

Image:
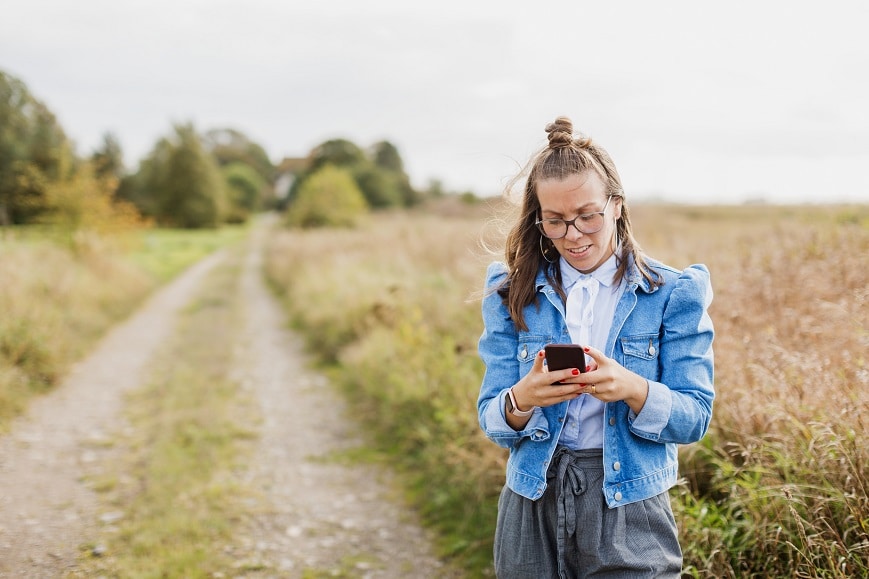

{"left": 477, "top": 257, "right": 714, "bottom": 507}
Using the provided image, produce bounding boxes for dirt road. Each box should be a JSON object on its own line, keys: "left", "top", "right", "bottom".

{"left": 0, "top": 222, "right": 456, "bottom": 577}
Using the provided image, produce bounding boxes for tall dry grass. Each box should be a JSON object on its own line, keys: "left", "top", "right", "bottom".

{"left": 0, "top": 225, "right": 247, "bottom": 430}
{"left": 0, "top": 237, "right": 154, "bottom": 427}
{"left": 632, "top": 205, "right": 869, "bottom": 577}
{"left": 264, "top": 201, "right": 869, "bottom": 577}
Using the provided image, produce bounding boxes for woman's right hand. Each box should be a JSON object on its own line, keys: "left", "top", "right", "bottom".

{"left": 506, "top": 350, "right": 589, "bottom": 429}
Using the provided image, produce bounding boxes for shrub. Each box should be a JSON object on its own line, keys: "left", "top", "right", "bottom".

{"left": 285, "top": 164, "right": 368, "bottom": 228}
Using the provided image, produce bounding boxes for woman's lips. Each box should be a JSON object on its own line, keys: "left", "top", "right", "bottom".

{"left": 566, "top": 244, "right": 591, "bottom": 257}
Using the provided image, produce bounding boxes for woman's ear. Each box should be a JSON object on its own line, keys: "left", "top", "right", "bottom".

{"left": 613, "top": 196, "right": 623, "bottom": 220}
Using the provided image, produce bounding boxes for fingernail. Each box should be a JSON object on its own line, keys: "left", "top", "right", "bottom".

{"left": 583, "top": 347, "right": 590, "bottom": 352}
{"left": 572, "top": 369, "right": 580, "bottom": 375}
{"left": 538, "top": 350, "right": 545, "bottom": 357}
{"left": 586, "top": 365, "right": 591, "bottom": 372}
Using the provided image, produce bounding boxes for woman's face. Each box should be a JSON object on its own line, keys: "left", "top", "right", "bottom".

{"left": 536, "top": 171, "right": 621, "bottom": 274}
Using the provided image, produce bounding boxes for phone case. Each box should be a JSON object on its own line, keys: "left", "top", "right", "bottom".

{"left": 545, "top": 344, "right": 586, "bottom": 372}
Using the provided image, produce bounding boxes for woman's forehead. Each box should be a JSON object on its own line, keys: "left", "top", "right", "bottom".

{"left": 537, "top": 173, "right": 607, "bottom": 212}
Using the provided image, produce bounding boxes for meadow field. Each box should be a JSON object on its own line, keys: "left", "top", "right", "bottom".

{"left": 264, "top": 199, "right": 869, "bottom": 577}
{"left": 0, "top": 226, "right": 246, "bottom": 431}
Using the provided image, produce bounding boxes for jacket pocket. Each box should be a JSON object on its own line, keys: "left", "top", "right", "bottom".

{"left": 620, "top": 334, "right": 660, "bottom": 379}
{"left": 516, "top": 335, "right": 550, "bottom": 364}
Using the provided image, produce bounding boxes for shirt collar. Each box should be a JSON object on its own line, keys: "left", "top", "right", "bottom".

{"left": 560, "top": 252, "right": 619, "bottom": 292}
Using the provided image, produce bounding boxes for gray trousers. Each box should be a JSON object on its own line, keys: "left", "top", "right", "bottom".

{"left": 494, "top": 448, "right": 682, "bottom": 579}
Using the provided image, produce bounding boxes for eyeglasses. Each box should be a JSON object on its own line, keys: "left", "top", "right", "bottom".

{"left": 535, "top": 196, "right": 612, "bottom": 239}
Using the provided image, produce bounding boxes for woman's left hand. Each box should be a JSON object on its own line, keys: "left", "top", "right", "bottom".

{"left": 577, "top": 346, "right": 649, "bottom": 414}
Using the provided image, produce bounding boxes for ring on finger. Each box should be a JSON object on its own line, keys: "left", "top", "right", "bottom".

{"left": 591, "top": 384, "right": 596, "bottom": 394}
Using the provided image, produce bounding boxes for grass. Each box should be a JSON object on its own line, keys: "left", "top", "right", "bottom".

{"left": 263, "top": 200, "right": 869, "bottom": 577}
{"left": 69, "top": 245, "right": 258, "bottom": 577}
{"left": 128, "top": 225, "right": 248, "bottom": 281}
{"left": 0, "top": 224, "right": 247, "bottom": 431}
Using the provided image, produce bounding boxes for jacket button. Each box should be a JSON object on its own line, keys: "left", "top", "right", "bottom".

{"left": 609, "top": 417, "right": 616, "bottom": 426}
{"left": 613, "top": 462, "right": 621, "bottom": 471}
{"left": 520, "top": 346, "right": 528, "bottom": 358}
{"left": 614, "top": 491, "right": 623, "bottom": 501}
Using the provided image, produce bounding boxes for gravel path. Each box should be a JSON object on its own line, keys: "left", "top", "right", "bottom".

{"left": 227, "top": 223, "right": 455, "bottom": 577}
{"left": 0, "top": 222, "right": 458, "bottom": 577}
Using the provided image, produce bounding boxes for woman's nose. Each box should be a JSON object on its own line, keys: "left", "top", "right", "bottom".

{"left": 565, "top": 222, "right": 585, "bottom": 241}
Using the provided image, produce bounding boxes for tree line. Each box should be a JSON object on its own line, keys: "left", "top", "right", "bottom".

{"left": 1, "top": 69, "right": 437, "bottom": 231}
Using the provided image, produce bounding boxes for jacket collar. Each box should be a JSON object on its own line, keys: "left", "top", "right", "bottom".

{"left": 535, "top": 253, "right": 659, "bottom": 295}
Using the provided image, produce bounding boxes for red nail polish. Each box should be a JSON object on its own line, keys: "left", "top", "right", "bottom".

{"left": 583, "top": 347, "right": 590, "bottom": 352}
{"left": 572, "top": 369, "right": 580, "bottom": 375}
{"left": 586, "top": 365, "right": 591, "bottom": 372}
{"left": 538, "top": 350, "right": 545, "bottom": 357}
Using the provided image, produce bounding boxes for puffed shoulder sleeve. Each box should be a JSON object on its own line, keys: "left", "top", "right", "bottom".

{"left": 630, "top": 264, "right": 715, "bottom": 444}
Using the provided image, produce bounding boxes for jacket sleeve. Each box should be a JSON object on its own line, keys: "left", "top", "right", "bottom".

{"left": 629, "top": 264, "right": 715, "bottom": 444}
{"left": 477, "top": 262, "right": 550, "bottom": 448}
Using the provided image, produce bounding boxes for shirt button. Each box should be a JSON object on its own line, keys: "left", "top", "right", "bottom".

{"left": 609, "top": 417, "right": 616, "bottom": 426}
{"left": 613, "top": 462, "right": 621, "bottom": 471}
{"left": 614, "top": 492, "right": 623, "bottom": 501}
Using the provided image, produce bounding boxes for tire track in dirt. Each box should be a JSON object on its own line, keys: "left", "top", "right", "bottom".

{"left": 227, "top": 222, "right": 459, "bottom": 577}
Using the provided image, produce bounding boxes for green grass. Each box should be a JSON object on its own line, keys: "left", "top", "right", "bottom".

{"left": 127, "top": 224, "right": 248, "bottom": 281}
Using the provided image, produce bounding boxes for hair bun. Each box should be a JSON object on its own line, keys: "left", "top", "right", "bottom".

{"left": 545, "top": 116, "right": 593, "bottom": 149}
{"left": 545, "top": 116, "right": 574, "bottom": 149}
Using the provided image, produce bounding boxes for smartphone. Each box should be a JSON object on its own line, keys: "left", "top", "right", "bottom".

{"left": 545, "top": 344, "right": 586, "bottom": 373}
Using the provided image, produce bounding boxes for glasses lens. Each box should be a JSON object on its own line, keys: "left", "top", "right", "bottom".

{"left": 538, "top": 220, "right": 566, "bottom": 239}
{"left": 538, "top": 214, "right": 604, "bottom": 238}
{"left": 577, "top": 213, "right": 604, "bottom": 234}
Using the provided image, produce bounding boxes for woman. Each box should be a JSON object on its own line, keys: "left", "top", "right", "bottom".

{"left": 477, "top": 116, "right": 714, "bottom": 578}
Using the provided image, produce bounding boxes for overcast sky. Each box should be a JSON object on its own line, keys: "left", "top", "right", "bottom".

{"left": 2, "top": 0, "right": 868, "bottom": 203}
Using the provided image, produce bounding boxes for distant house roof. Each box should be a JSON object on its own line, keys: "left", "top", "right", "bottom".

{"left": 276, "top": 157, "right": 308, "bottom": 175}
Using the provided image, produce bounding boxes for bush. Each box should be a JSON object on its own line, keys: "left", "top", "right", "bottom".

{"left": 285, "top": 165, "right": 368, "bottom": 228}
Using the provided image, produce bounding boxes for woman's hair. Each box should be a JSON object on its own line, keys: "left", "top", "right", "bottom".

{"left": 500, "top": 116, "right": 661, "bottom": 331}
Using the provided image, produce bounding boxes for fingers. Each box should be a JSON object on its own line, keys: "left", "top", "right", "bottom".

{"left": 581, "top": 345, "right": 604, "bottom": 373}
{"left": 532, "top": 349, "right": 547, "bottom": 371}
{"left": 550, "top": 367, "right": 583, "bottom": 385}
{"left": 581, "top": 345, "right": 601, "bottom": 363}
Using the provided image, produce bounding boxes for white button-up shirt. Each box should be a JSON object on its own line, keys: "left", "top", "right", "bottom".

{"left": 557, "top": 253, "right": 626, "bottom": 449}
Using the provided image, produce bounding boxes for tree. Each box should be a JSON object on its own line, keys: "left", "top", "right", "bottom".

{"left": 285, "top": 164, "right": 368, "bottom": 228}
{"left": 90, "top": 132, "right": 125, "bottom": 180}
{"left": 202, "top": 128, "right": 274, "bottom": 184}
{"left": 41, "top": 161, "right": 144, "bottom": 245}
{"left": 288, "top": 137, "right": 419, "bottom": 209}
{"left": 130, "top": 124, "right": 226, "bottom": 228}
{"left": 372, "top": 140, "right": 404, "bottom": 173}
{"left": 0, "top": 70, "right": 74, "bottom": 225}
{"left": 309, "top": 138, "right": 367, "bottom": 171}
{"left": 223, "top": 162, "right": 266, "bottom": 223}
{"left": 352, "top": 163, "right": 403, "bottom": 208}
{"left": 115, "top": 137, "right": 170, "bottom": 219}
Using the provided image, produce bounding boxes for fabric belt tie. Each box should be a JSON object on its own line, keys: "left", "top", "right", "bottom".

{"left": 552, "top": 448, "right": 589, "bottom": 538}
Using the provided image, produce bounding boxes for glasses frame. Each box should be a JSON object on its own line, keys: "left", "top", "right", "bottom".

{"left": 535, "top": 196, "right": 613, "bottom": 239}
